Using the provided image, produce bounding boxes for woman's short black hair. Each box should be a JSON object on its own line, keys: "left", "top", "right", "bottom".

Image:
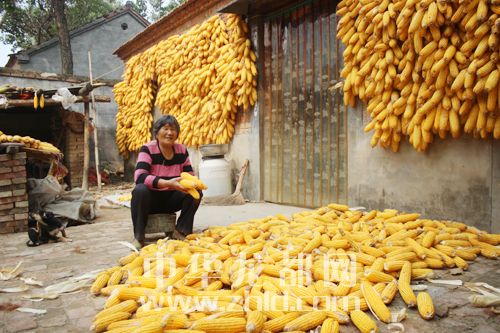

{"left": 153, "top": 115, "right": 180, "bottom": 138}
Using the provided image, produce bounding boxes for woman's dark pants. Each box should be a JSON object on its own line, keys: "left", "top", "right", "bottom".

{"left": 131, "top": 184, "right": 202, "bottom": 241}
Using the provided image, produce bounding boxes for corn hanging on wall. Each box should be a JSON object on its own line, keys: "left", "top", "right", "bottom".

{"left": 337, "top": 0, "right": 500, "bottom": 152}
{"left": 114, "top": 14, "right": 257, "bottom": 157}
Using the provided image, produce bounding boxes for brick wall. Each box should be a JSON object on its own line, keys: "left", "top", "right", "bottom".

{"left": 64, "top": 116, "right": 84, "bottom": 188}
{"left": 0, "top": 152, "right": 28, "bottom": 234}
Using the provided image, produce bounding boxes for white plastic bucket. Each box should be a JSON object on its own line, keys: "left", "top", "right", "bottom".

{"left": 198, "top": 157, "right": 232, "bottom": 197}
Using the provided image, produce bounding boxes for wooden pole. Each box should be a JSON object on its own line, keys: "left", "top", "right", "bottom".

{"left": 82, "top": 98, "right": 90, "bottom": 190}
{"left": 88, "top": 51, "right": 102, "bottom": 191}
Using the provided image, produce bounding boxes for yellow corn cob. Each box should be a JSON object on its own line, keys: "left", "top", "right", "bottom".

{"left": 283, "top": 311, "right": 327, "bottom": 332}
{"left": 104, "top": 292, "right": 121, "bottom": 309}
{"left": 350, "top": 310, "right": 378, "bottom": 333}
{"left": 320, "top": 318, "right": 340, "bottom": 333}
{"left": 95, "top": 300, "right": 138, "bottom": 320}
{"left": 361, "top": 281, "right": 391, "bottom": 323}
{"left": 190, "top": 317, "right": 246, "bottom": 333}
{"left": 364, "top": 270, "right": 395, "bottom": 283}
{"left": 417, "top": 292, "right": 435, "bottom": 320}
{"left": 421, "top": 231, "right": 436, "bottom": 248}
{"left": 117, "top": 287, "right": 159, "bottom": 301}
{"left": 91, "top": 311, "right": 131, "bottom": 333}
{"left": 380, "top": 280, "right": 398, "bottom": 304}
{"left": 91, "top": 273, "right": 110, "bottom": 295}
{"left": 100, "top": 285, "right": 126, "bottom": 297}
{"left": 263, "top": 312, "right": 302, "bottom": 332}
{"left": 131, "top": 321, "right": 165, "bottom": 333}
{"left": 246, "top": 311, "right": 266, "bottom": 333}
{"left": 398, "top": 262, "right": 416, "bottom": 307}
{"left": 411, "top": 268, "right": 435, "bottom": 280}
{"left": 107, "top": 269, "right": 124, "bottom": 286}
{"left": 119, "top": 252, "right": 139, "bottom": 266}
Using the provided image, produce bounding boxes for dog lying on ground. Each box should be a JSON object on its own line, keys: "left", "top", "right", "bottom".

{"left": 27, "top": 211, "right": 71, "bottom": 247}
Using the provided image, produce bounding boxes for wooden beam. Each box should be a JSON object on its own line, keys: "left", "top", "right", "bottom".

{"left": 82, "top": 100, "right": 90, "bottom": 191}
{"left": 0, "top": 95, "right": 111, "bottom": 108}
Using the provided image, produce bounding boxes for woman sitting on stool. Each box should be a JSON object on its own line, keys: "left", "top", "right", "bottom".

{"left": 131, "top": 115, "right": 202, "bottom": 248}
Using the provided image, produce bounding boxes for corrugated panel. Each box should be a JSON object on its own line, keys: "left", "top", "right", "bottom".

{"left": 261, "top": 0, "right": 347, "bottom": 208}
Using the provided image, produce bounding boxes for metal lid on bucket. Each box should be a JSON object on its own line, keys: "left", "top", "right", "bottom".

{"left": 199, "top": 144, "right": 228, "bottom": 158}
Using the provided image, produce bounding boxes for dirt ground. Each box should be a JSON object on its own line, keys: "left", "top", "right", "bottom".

{"left": 0, "top": 185, "right": 499, "bottom": 332}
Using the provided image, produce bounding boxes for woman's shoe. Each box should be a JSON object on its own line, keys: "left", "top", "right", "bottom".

{"left": 172, "top": 229, "right": 186, "bottom": 240}
{"left": 132, "top": 239, "right": 144, "bottom": 249}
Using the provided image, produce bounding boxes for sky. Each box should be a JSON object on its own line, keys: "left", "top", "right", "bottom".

{"left": 0, "top": 42, "right": 14, "bottom": 67}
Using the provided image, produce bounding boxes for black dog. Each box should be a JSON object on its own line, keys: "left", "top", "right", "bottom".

{"left": 27, "top": 211, "right": 70, "bottom": 247}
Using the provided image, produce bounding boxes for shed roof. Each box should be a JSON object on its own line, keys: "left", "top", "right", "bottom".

{"left": 114, "top": 0, "right": 233, "bottom": 61}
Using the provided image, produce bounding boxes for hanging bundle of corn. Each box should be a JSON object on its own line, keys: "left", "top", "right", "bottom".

{"left": 337, "top": 0, "right": 500, "bottom": 152}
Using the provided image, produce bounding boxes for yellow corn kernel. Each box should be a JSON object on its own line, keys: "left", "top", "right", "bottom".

{"left": 398, "top": 262, "right": 416, "bottom": 307}
{"left": 100, "top": 285, "right": 126, "bottom": 297}
{"left": 320, "top": 317, "right": 339, "bottom": 333}
{"left": 118, "top": 252, "right": 139, "bottom": 266}
{"left": 131, "top": 321, "right": 165, "bottom": 333}
{"left": 417, "top": 292, "right": 435, "bottom": 320}
{"left": 454, "top": 255, "right": 468, "bottom": 270}
{"left": 383, "top": 260, "right": 406, "bottom": 272}
{"left": 421, "top": 231, "right": 436, "bottom": 248}
{"left": 365, "top": 270, "right": 395, "bottom": 283}
{"left": 107, "top": 270, "right": 124, "bottom": 286}
{"left": 104, "top": 292, "right": 121, "bottom": 309}
{"left": 411, "top": 268, "right": 434, "bottom": 280}
{"left": 454, "top": 248, "right": 477, "bottom": 261}
{"left": 361, "top": 281, "right": 391, "bottom": 323}
{"left": 91, "top": 273, "right": 110, "bottom": 295}
{"left": 246, "top": 311, "right": 266, "bottom": 333}
{"left": 91, "top": 312, "right": 131, "bottom": 333}
{"left": 263, "top": 312, "right": 302, "bottom": 333}
{"left": 117, "top": 287, "right": 159, "bottom": 301}
{"left": 283, "top": 311, "right": 327, "bottom": 332}
{"left": 424, "top": 256, "right": 445, "bottom": 268}
{"left": 95, "top": 300, "right": 138, "bottom": 321}
{"left": 381, "top": 280, "right": 398, "bottom": 304}
{"left": 190, "top": 317, "right": 246, "bottom": 333}
{"left": 350, "top": 310, "right": 378, "bottom": 333}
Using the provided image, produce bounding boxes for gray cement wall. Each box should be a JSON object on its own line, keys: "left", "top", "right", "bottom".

{"left": 0, "top": 73, "right": 123, "bottom": 172}
{"left": 347, "top": 104, "right": 499, "bottom": 233}
{"left": 17, "top": 13, "right": 145, "bottom": 80}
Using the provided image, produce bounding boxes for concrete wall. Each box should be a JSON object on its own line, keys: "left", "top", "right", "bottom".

{"left": 347, "top": 104, "right": 500, "bottom": 233}
{"left": 0, "top": 73, "right": 123, "bottom": 172}
{"left": 16, "top": 13, "right": 146, "bottom": 80}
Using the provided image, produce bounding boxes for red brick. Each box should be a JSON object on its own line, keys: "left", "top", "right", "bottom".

{"left": 8, "top": 207, "right": 27, "bottom": 214}
{"left": 0, "top": 194, "right": 28, "bottom": 204}
{"left": 0, "top": 171, "right": 26, "bottom": 180}
{"left": 2, "top": 159, "right": 26, "bottom": 167}
{"left": 0, "top": 167, "right": 12, "bottom": 174}
{"left": 0, "top": 214, "right": 14, "bottom": 222}
{"left": 0, "top": 190, "right": 12, "bottom": 198}
{"left": 12, "top": 177, "right": 27, "bottom": 185}
{"left": 0, "top": 203, "right": 14, "bottom": 210}
{"left": 12, "top": 189, "right": 26, "bottom": 196}
{"left": 0, "top": 226, "right": 15, "bottom": 234}
{"left": 0, "top": 179, "right": 12, "bottom": 186}
{"left": 11, "top": 166, "right": 25, "bottom": 172}
{"left": 14, "top": 213, "right": 28, "bottom": 220}
{"left": 15, "top": 201, "right": 28, "bottom": 208}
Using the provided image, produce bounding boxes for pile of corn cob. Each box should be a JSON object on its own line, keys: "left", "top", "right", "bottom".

{"left": 114, "top": 14, "right": 257, "bottom": 158}
{"left": 90, "top": 203, "right": 499, "bottom": 332}
{"left": 337, "top": 0, "right": 500, "bottom": 152}
{"left": 0, "top": 130, "right": 60, "bottom": 153}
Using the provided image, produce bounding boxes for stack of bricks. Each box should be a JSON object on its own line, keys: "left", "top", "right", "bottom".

{"left": 64, "top": 118, "right": 84, "bottom": 188}
{"left": 0, "top": 152, "right": 28, "bottom": 234}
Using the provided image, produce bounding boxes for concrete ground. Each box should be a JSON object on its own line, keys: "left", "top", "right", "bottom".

{"left": 0, "top": 198, "right": 499, "bottom": 333}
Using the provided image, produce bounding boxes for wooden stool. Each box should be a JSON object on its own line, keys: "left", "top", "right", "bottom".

{"left": 145, "top": 213, "right": 176, "bottom": 238}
